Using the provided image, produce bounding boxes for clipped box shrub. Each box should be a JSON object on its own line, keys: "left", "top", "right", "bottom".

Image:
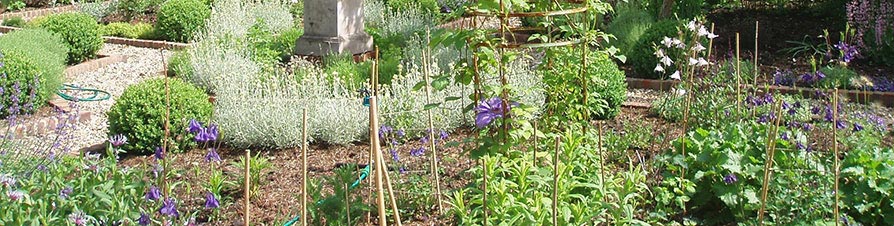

{"left": 541, "top": 47, "right": 627, "bottom": 120}
{"left": 107, "top": 78, "right": 213, "bottom": 154}
{"left": 0, "top": 29, "right": 69, "bottom": 116}
{"left": 157, "top": 0, "right": 210, "bottom": 42}
{"left": 31, "top": 12, "right": 104, "bottom": 64}
{"left": 627, "top": 20, "right": 681, "bottom": 79}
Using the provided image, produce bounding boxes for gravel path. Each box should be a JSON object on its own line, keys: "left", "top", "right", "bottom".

{"left": 62, "top": 44, "right": 171, "bottom": 150}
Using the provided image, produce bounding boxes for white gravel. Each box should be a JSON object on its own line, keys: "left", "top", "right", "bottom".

{"left": 62, "top": 44, "right": 172, "bottom": 150}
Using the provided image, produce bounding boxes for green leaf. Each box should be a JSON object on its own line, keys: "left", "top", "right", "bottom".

{"left": 424, "top": 103, "right": 441, "bottom": 110}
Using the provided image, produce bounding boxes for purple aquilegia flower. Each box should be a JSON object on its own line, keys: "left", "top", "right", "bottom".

{"left": 802, "top": 123, "right": 813, "bottom": 131}
{"left": 474, "top": 97, "right": 508, "bottom": 128}
{"left": 796, "top": 141, "right": 807, "bottom": 150}
{"left": 378, "top": 125, "right": 393, "bottom": 139}
{"left": 154, "top": 147, "right": 165, "bottom": 161}
{"left": 205, "top": 148, "right": 221, "bottom": 162}
{"left": 399, "top": 167, "right": 407, "bottom": 174}
{"left": 773, "top": 70, "right": 794, "bottom": 86}
{"left": 7, "top": 190, "right": 25, "bottom": 201}
{"left": 723, "top": 173, "right": 738, "bottom": 184}
{"left": 68, "top": 211, "right": 88, "bottom": 226}
{"left": 195, "top": 124, "right": 219, "bottom": 143}
{"left": 781, "top": 132, "right": 790, "bottom": 140}
{"left": 420, "top": 135, "right": 429, "bottom": 144}
{"left": 853, "top": 122, "right": 864, "bottom": 132}
{"left": 187, "top": 119, "right": 203, "bottom": 134}
{"left": 109, "top": 134, "right": 127, "bottom": 147}
{"left": 137, "top": 213, "right": 151, "bottom": 226}
{"left": 410, "top": 147, "right": 425, "bottom": 157}
{"left": 439, "top": 130, "right": 448, "bottom": 140}
{"left": 145, "top": 186, "right": 161, "bottom": 201}
{"left": 204, "top": 192, "right": 220, "bottom": 209}
{"left": 836, "top": 120, "right": 847, "bottom": 130}
{"left": 60, "top": 186, "right": 73, "bottom": 199}
{"left": 834, "top": 41, "right": 860, "bottom": 63}
{"left": 159, "top": 198, "right": 180, "bottom": 217}
{"left": 811, "top": 106, "right": 821, "bottom": 115}
{"left": 815, "top": 71, "right": 826, "bottom": 80}
{"left": 396, "top": 129, "right": 405, "bottom": 138}
{"left": 389, "top": 149, "right": 399, "bottom": 162}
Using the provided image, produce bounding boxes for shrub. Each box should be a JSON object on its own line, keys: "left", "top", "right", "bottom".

{"left": 541, "top": 47, "right": 627, "bottom": 120}
{"left": 116, "top": 0, "right": 162, "bottom": 20}
{"left": 100, "top": 22, "right": 159, "bottom": 39}
{"left": 627, "top": 20, "right": 681, "bottom": 78}
{"left": 1, "top": 16, "right": 25, "bottom": 27}
{"left": 386, "top": 0, "right": 438, "bottom": 18}
{"left": 167, "top": 50, "right": 193, "bottom": 77}
{"left": 31, "top": 12, "right": 104, "bottom": 64}
{"left": 22, "top": 0, "right": 51, "bottom": 7}
{"left": 79, "top": 1, "right": 115, "bottom": 20}
{"left": 606, "top": 2, "right": 654, "bottom": 56}
{"left": 0, "top": 29, "right": 68, "bottom": 116}
{"left": 841, "top": 147, "right": 894, "bottom": 225}
{"left": 817, "top": 65, "right": 858, "bottom": 89}
{"left": 645, "top": 0, "right": 705, "bottom": 20}
{"left": 156, "top": 0, "right": 210, "bottom": 42}
{"left": 107, "top": 78, "right": 213, "bottom": 153}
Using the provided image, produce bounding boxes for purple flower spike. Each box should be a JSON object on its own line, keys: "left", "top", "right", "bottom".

{"left": 836, "top": 120, "right": 847, "bottom": 130}
{"left": 723, "top": 173, "right": 738, "bottom": 184}
{"left": 439, "top": 130, "right": 449, "bottom": 140}
{"left": 205, "top": 148, "right": 222, "bottom": 162}
{"left": 68, "top": 211, "right": 88, "bottom": 226}
{"left": 109, "top": 134, "right": 127, "bottom": 147}
{"left": 137, "top": 213, "right": 151, "bottom": 226}
{"left": 159, "top": 198, "right": 179, "bottom": 217}
{"left": 204, "top": 192, "right": 220, "bottom": 209}
{"left": 154, "top": 147, "right": 165, "bottom": 161}
{"left": 187, "top": 119, "right": 203, "bottom": 133}
{"left": 145, "top": 186, "right": 161, "bottom": 201}
{"left": 474, "top": 97, "right": 509, "bottom": 128}
{"left": 853, "top": 122, "right": 864, "bottom": 132}
{"left": 410, "top": 147, "right": 425, "bottom": 157}
{"left": 389, "top": 149, "right": 399, "bottom": 162}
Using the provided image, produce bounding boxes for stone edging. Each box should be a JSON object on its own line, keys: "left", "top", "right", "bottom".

{"left": 0, "top": 25, "right": 190, "bottom": 50}
{"left": 625, "top": 78, "right": 894, "bottom": 107}
{"left": 0, "top": 4, "right": 78, "bottom": 21}
{"left": 65, "top": 54, "right": 129, "bottom": 77}
{"left": 4, "top": 111, "right": 92, "bottom": 138}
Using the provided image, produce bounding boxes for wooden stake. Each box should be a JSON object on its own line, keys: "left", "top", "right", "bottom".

{"left": 161, "top": 49, "right": 171, "bottom": 226}
{"left": 753, "top": 21, "right": 760, "bottom": 89}
{"left": 422, "top": 45, "right": 445, "bottom": 214}
{"left": 757, "top": 100, "right": 783, "bottom": 224}
{"left": 346, "top": 183, "right": 351, "bottom": 225}
{"left": 482, "top": 158, "right": 488, "bottom": 226}
{"left": 377, "top": 147, "right": 402, "bottom": 226}
{"left": 736, "top": 33, "right": 742, "bottom": 118}
{"left": 832, "top": 90, "right": 841, "bottom": 226}
{"left": 369, "top": 96, "right": 387, "bottom": 226}
{"left": 244, "top": 149, "right": 251, "bottom": 226}
{"left": 301, "top": 109, "right": 308, "bottom": 226}
{"left": 707, "top": 23, "right": 715, "bottom": 60}
{"left": 533, "top": 120, "right": 538, "bottom": 167}
{"left": 597, "top": 122, "right": 606, "bottom": 203}
{"left": 552, "top": 137, "right": 560, "bottom": 226}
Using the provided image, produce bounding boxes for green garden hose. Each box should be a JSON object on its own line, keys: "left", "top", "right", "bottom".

{"left": 56, "top": 84, "right": 111, "bottom": 102}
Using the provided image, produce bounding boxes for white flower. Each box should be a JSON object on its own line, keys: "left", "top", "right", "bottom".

{"left": 660, "top": 56, "right": 673, "bottom": 66}
{"left": 687, "top": 20, "right": 699, "bottom": 32}
{"left": 672, "top": 38, "right": 686, "bottom": 49}
{"left": 655, "top": 64, "right": 665, "bottom": 72}
{"left": 692, "top": 43, "right": 706, "bottom": 52}
{"left": 698, "top": 26, "right": 710, "bottom": 37}
{"left": 670, "top": 70, "right": 681, "bottom": 80}
{"left": 654, "top": 48, "right": 666, "bottom": 58}
{"left": 697, "top": 58, "right": 709, "bottom": 66}
{"left": 707, "top": 32, "right": 719, "bottom": 39}
{"left": 662, "top": 37, "right": 673, "bottom": 47}
{"left": 673, "top": 88, "right": 687, "bottom": 96}
{"left": 688, "top": 58, "right": 699, "bottom": 66}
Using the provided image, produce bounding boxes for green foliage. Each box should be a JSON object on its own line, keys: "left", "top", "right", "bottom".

{"left": 245, "top": 23, "right": 303, "bottom": 66}
{"left": 305, "top": 165, "right": 370, "bottom": 225}
{"left": 156, "top": 0, "right": 210, "bottom": 42}
{"left": 841, "top": 147, "right": 894, "bottom": 225}
{"left": 541, "top": 47, "right": 627, "bottom": 121}
{"left": 116, "top": 0, "right": 163, "bottom": 20}
{"left": 606, "top": 2, "right": 655, "bottom": 56}
{"left": 168, "top": 50, "right": 193, "bottom": 77}
{"left": 3, "top": 0, "right": 24, "bottom": 11}
{"left": 107, "top": 78, "right": 213, "bottom": 153}
{"left": 1, "top": 17, "right": 25, "bottom": 27}
{"left": 386, "top": 0, "right": 439, "bottom": 19}
{"left": 816, "top": 65, "right": 858, "bottom": 89}
{"left": 231, "top": 152, "right": 271, "bottom": 198}
{"left": 627, "top": 20, "right": 681, "bottom": 78}
{"left": 645, "top": 0, "right": 705, "bottom": 19}
{"left": 31, "top": 12, "right": 103, "bottom": 64}
{"left": 0, "top": 29, "right": 68, "bottom": 116}
{"left": 322, "top": 54, "right": 371, "bottom": 88}
{"left": 0, "top": 152, "right": 150, "bottom": 224}
{"left": 100, "top": 22, "right": 160, "bottom": 39}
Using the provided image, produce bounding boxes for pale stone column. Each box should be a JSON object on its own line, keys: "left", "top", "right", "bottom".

{"left": 294, "top": 0, "right": 374, "bottom": 56}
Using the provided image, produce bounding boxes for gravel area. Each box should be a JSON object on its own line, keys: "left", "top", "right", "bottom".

{"left": 627, "top": 88, "right": 663, "bottom": 104}
{"left": 15, "top": 44, "right": 172, "bottom": 152}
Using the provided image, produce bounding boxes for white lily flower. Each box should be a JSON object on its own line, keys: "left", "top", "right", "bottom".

{"left": 688, "top": 57, "right": 699, "bottom": 66}
{"left": 697, "top": 58, "right": 709, "bottom": 66}
{"left": 707, "top": 32, "right": 719, "bottom": 39}
{"left": 655, "top": 64, "right": 665, "bottom": 72}
{"left": 662, "top": 37, "right": 673, "bottom": 47}
{"left": 673, "top": 88, "right": 686, "bottom": 96}
{"left": 670, "top": 70, "right": 681, "bottom": 80}
{"left": 661, "top": 56, "right": 673, "bottom": 66}
{"left": 654, "top": 48, "right": 665, "bottom": 58}
{"left": 687, "top": 20, "right": 699, "bottom": 32}
{"left": 697, "top": 26, "right": 709, "bottom": 37}
{"left": 692, "top": 43, "right": 706, "bottom": 52}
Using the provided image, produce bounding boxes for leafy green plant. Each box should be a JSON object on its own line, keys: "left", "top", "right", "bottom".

{"left": 31, "top": 12, "right": 103, "bottom": 63}
{"left": 107, "top": 78, "right": 213, "bottom": 153}
{"left": 1, "top": 16, "right": 25, "bottom": 27}
{"left": 816, "top": 65, "right": 858, "bottom": 89}
{"left": 100, "top": 22, "right": 160, "bottom": 39}
{"left": 168, "top": 50, "right": 193, "bottom": 77}
{"left": 627, "top": 20, "right": 681, "bottom": 78}
{"left": 231, "top": 152, "right": 271, "bottom": 198}
{"left": 841, "top": 147, "right": 894, "bottom": 225}
{"left": 606, "top": 1, "right": 655, "bottom": 56}
{"left": 305, "top": 165, "right": 370, "bottom": 225}
{"left": 3, "top": 0, "right": 24, "bottom": 11}
{"left": 541, "top": 47, "right": 627, "bottom": 121}
{"left": 0, "top": 29, "right": 68, "bottom": 116}
{"left": 116, "top": 0, "right": 161, "bottom": 20}
{"left": 156, "top": 0, "right": 210, "bottom": 42}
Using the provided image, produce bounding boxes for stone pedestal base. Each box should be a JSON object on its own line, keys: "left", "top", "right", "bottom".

{"left": 294, "top": 33, "right": 373, "bottom": 56}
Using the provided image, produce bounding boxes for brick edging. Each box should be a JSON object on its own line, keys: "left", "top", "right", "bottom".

{"left": 103, "top": 36, "right": 190, "bottom": 50}
{"left": 65, "top": 54, "right": 129, "bottom": 77}
{"left": 0, "top": 4, "right": 78, "bottom": 21}
{"left": 3, "top": 111, "right": 92, "bottom": 138}
{"left": 625, "top": 77, "right": 894, "bottom": 107}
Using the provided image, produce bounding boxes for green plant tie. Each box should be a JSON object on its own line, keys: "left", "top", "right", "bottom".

{"left": 283, "top": 164, "right": 372, "bottom": 226}
{"left": 56, "top": 84, "right": 111, "bottom": 102}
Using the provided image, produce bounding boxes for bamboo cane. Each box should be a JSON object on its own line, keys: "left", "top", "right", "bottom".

{"left": 757, "top": 100, "right": 783, "bottom": 224}
{"left": 244, "top": 149, "right": 251, "bottom": 226}
{"left": 160, "top": 49, "right": 171, "bottom": 226}
{"left": 422, "top": 44, "right": 445, "bottom": 214}
{"left": 753, "top": 21, "right": 760, "bottom": 90}
{"left": 833, "top": 90, "right": 841, "bottom": 226}
{"left": 369, "top": 96, "right": 388, "bottom": 226}
{"left": 377, "top": 145, "right": 403, "bottom": 226}
{"left": 736, "top": 33, "right": 742, "bottom": 118}
{"left": 707, "top": 23, "right": 715, "bottom": 60}
{"left": 301, "top": 109, "right": 308, "bottom": 226}
{"left": 553, "top": 137, "right": 560, "bottom": 226}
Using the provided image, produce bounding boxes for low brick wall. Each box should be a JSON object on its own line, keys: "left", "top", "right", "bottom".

{"left": 0, "top": 4, "right": 78, "bottom": 21}
{"left": 103, "top": 36, "right": 190, "bottom": 50}
{"left": 65, "top": 54, "right": 129, "bottom": 77}
{"left": 3, "top": 111, "right": 92, "bottom": 138}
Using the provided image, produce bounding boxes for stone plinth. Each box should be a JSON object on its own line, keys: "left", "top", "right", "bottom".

{"left": 294, "top": 0, "right": 373, "bottom": 56}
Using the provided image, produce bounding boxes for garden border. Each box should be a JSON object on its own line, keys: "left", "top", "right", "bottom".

{"left": 0, "top": 4, "right": 78, "bottom": 21}
{"left": 3, "top": 109, "right": 92, "bottom": 138}
{"left": 64, "top": 54, "right": 129, "bottom": 77}
{"left": 0, "top": 25, "right": 190, "bottom": 50}
{"left": 625, "top": 78, "right": 894, "bottom": 107}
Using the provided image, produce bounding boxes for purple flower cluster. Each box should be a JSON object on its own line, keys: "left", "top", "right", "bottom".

{"left": 834, "top": 42, "right": 860, "bottom": 63}
{"left": 145, "top": 185, "right": 161, "bottom": 201}
{"left": 109, "top": 134, "right": 128, "bottom": 147}
{"left": 188, "top": 119, "right": 219, "bottom": 143}
{"left": 772, "top": 70, "right": 795, "bottom": 86}
{"left": 159, "top": 198, "right": 179, "bottom": 217}
{"left": 722, "top": 173, "right": 738, "bottom": 184}
{"left": 474, "top": 97, "right": 513, "bottom": 128}
{"left": 746, "top": 93, "right": 775, "bottom": 107}
{"left": 204, "top": 192, "right": 220, "bottom": 209}
{"left": 847, "top": 0, "right": 894, "bottom": 49}
{"left": 205, "top": 148, "right": 221, "bottom": 162}
{"left": 410, "top": 147, "right": 425, "bottom": 157}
